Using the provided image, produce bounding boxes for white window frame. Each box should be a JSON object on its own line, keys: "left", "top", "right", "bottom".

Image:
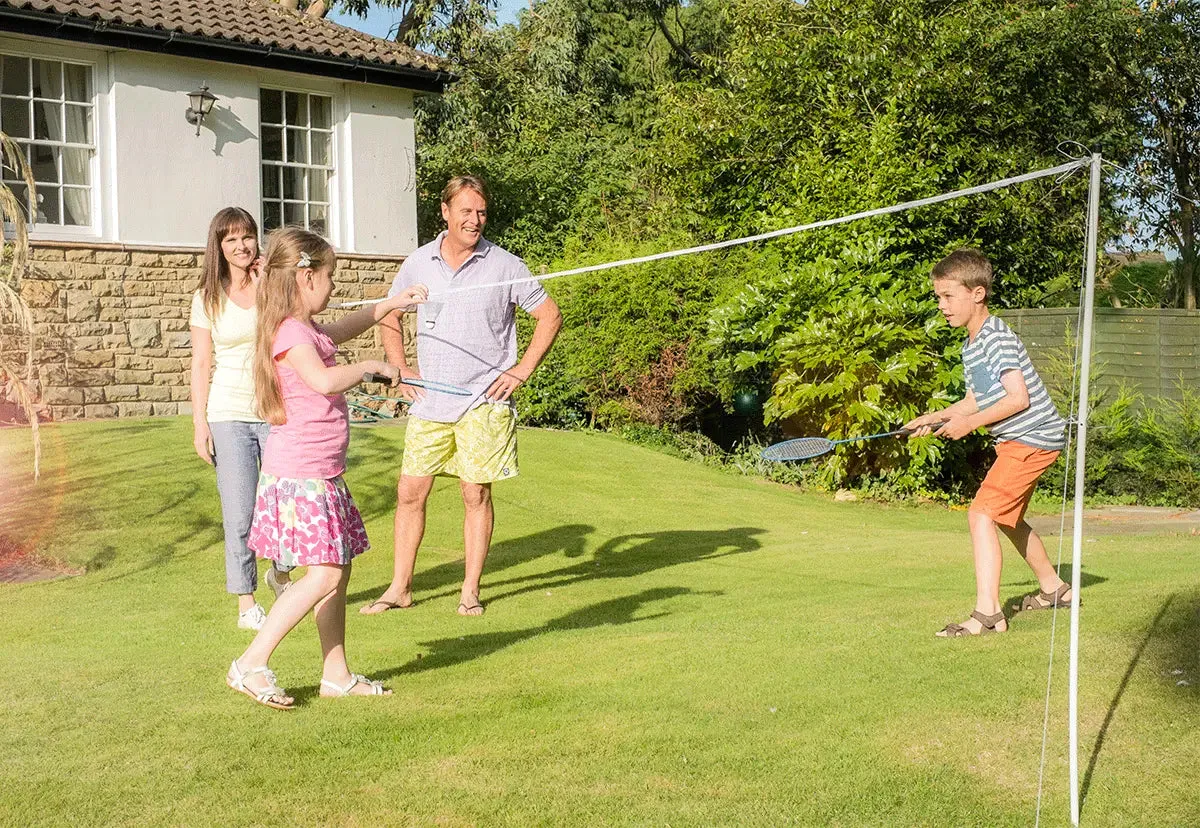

{"left": 0, "top": 38, "right": 107, "bottom": 241}
{"left": 258, "top": 84, "right": 337, "bottom": 241}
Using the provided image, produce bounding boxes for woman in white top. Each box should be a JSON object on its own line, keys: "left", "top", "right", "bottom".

{"left": 190, "top": 207, "right": 292, "bottom": 630}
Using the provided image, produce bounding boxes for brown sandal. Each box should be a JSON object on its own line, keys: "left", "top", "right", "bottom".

{"left": 936, "top": 610, "right": 1007, "bottom": 638}
{"left": 1019, "top": 583, "right": 1074, "bottom": 611}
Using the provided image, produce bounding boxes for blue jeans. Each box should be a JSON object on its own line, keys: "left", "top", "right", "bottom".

{"left": 210, "top": 421, "right": 290, "bottom": 594}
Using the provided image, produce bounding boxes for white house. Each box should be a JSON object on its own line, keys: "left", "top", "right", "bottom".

{"left": 0, "top": 0, "right": 450, "bottom": 252}
{"left": 0, "top": 0, "right": 450, "bottom": 420}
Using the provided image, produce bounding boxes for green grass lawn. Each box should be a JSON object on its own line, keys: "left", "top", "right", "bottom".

{"left": 1, "top": 417, "right": 1196, "bottom": 826}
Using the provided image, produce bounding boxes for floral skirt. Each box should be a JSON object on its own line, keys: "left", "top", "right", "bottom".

{"left": 247, "top": 472, "right": 369, "bottom": 567}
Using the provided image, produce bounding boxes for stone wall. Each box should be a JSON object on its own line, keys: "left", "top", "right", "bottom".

{"left": 18, "top": 242, "right": 415, "bottom": 421}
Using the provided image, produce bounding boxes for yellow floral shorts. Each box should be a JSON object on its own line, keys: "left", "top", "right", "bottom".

{"left": 401, "top": 403, "right": 518, "bottom": 484}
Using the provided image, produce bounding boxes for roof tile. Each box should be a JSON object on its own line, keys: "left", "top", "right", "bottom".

{"left": 0, "top": 0, "right": 446, "bottom": 75}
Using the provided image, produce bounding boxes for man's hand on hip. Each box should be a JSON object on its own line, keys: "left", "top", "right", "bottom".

{"left": 486, "top": 365, "right": 531, "bottom": 403}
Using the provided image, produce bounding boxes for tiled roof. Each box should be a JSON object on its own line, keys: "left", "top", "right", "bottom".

{"left": 0, "top": 0, "right": 449, "bottom": 82}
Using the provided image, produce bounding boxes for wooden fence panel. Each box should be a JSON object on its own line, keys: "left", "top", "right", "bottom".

{"left": 1000, "top": 308, "right": 1200, "bottom": 404}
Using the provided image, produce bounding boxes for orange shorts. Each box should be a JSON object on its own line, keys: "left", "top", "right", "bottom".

{"left": 970, "top": 441, "right": 1061, "bottom": 528}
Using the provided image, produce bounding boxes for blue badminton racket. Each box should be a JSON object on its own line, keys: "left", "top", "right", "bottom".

{"left": 362, "top": 372, "right": 472, "bottom": 396}
{"left": 761, "top": 428, "right": 913, "bottom": 462}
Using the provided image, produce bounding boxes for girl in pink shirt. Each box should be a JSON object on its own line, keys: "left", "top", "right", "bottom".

{"left": 226, "top": 228, "right": 426, "bottom": 709}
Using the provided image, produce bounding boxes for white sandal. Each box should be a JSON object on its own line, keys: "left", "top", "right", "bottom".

{"left": 320, "top": 673, "right": 390, "bottom": 697}
{"left": 226, "top": 660, "right": 293, "bottom": 710}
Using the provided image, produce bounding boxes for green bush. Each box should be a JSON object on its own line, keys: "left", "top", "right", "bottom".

{"left": 1085, "top": 384, "right": 1200, "bottom": 507}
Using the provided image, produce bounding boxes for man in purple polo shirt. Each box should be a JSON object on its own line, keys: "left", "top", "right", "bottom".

{"left": 362, "top": 175, "right": 562, "bottom": 617}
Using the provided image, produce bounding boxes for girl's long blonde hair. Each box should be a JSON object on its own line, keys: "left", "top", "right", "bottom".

{"left": 197, "top": 207, "right": 258, "bottom": 322}
{"left": 254, "top": 228, "right": 337, "bottom": 425}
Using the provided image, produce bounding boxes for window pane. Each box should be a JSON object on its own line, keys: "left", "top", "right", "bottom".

{"left": 62, "top": 186, "right": 89, "bottom": 225}
{"left": 33, "top": 100, "right": 62, "bottom": 140}
{"left": 30, "top": 144, "right": 58, "bottom": 184}
{"left": 309, "top": 168, "right": 329, "bottom": 202}
{"left": 262, "top": 200, "right": 281, "bottom": 231}
{"left": 63, "top": 63, "right": 89, "bottom": 102}
{"left": 282, "top": 166, "right": 304, "bottom": 200}
{"left": 310, "top": 131, "right": 332, "bottom": 167}
{"left": 1, "top": 56, "right": 29, "bottom": 96}
{"left": 310, "top": 95, "right": 331, "bottom": 130}
{"left": 285, "top": 128, "right": 307, "bottom": 164}
{"left": 6, "top": 182, "right": 29, "bottom": 219}
{"left": 284, "top": 92, "right": 306, "bottom": 126}
{"left": 64, "top": 104, "right": 92, "bottom": 144}
{"left": 1, "top": 96, "right": 30, "bottom": 138}
{"left": 260, "top": 89, "right": 282, "bottom": 124}
{"left": 309, "top": 203, "right": 327, "bottom": 235}
{"left": 284, "top": 201, "right": 305, "bottom": 228}
{"left": 31, "top": 60, "right": 62, "bottom": 99}
{"left": 62, "top": 148, "right": 89, "bottom": 186}
{"left": 261, "top": 126, "right": 282, "bottom": 161}
{"left": 262, "top": 164, "right": 280, "bottom": 199}
{"left": 34, "top": 184, "right": 59, "bottom": 224}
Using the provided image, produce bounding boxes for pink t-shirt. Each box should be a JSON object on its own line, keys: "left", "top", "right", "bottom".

{"left": 261, "top": 317, "right": 350, "bottom": 479}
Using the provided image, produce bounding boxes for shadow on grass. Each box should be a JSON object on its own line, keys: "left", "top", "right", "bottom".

{"left": 290, "top": 586, "right": 700, "bottom": 700}
{"left": 347, "top": 523, "right": 597, "bottom": 605}
{"left": 1080, "top": 593, "right": 1185, "bottom": 814}
{"left": 97, "top": 481, "right": 224, "bottom": 581}
{"left": 481, "top": 527, "right": 765, "bottom": 607}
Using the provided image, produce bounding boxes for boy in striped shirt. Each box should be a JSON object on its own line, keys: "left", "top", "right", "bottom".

{"left": 905, "top": 248, "right": 1073, "bottom": 637}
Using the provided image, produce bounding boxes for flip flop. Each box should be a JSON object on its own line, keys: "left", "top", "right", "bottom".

{"left": 1019, "top": 583, "right": 1076, "bottom": 611}
{"left": 457, "top": 600, "right": 485, "bottom": 617}
{"left": 359, "top": 599, "right": 413, "bottom": 615}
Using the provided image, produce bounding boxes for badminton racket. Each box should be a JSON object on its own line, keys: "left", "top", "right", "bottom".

{"left": 761, "top": 429, "right": 913, "bottom": 462}
{"left": 362, "top": 372, "right": 473, "bottom": 396}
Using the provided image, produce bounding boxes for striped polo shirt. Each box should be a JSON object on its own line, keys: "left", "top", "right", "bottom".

{"left": 963, "top": 315, "right": 1066, "bottom": 450}
{"left": 388, "top": 233, "right": 547, "bottom": 423}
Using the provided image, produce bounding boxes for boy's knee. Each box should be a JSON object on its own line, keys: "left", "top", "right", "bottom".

{"left": 967, "top": 508, "right": 996, "bottom": 529}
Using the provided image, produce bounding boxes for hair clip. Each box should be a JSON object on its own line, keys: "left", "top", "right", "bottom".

{"left": 296, "top": 251, "right": 312, "bottom": 269}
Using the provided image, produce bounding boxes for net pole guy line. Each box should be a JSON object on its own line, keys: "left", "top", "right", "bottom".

{"left": 330, "top": 158, "right": 1090, "bottom": 309}
{"left": 1069, "top": 152, "right": 1102, "bottom": 826}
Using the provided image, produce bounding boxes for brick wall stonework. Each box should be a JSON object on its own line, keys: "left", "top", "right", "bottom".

{"left": 23, "top": 243, "right": 416, "bottom": 421}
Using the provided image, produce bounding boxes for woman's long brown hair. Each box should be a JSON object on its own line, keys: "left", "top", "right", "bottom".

{"left": 197, "top": 207, "right": 258, "bottom": 322}
{"left": 254, "top": 228, "right": 336, "bottom": 425}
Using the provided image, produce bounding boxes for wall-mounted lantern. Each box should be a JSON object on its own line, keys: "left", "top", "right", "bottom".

{"left": 185, "top": 85, "right": 218, "bottom": 136}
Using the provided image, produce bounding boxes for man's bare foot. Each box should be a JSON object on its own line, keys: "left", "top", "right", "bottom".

{"left": 359, "top": 591, "right": 414, "bottom": 615}
{"left": 935, "top": 609, "right": 1007, "bottom": 637}
{"left": 457, "top": 593, "right": 485, "bottom": 616}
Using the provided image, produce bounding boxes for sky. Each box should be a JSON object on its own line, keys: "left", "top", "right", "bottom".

{"left": 329, "top": 1, "right": 527, "bottom": 39}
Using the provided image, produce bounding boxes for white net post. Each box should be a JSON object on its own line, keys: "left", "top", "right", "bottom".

{"left": 1069, "top": 152, "right": 1103, "bottom": 825}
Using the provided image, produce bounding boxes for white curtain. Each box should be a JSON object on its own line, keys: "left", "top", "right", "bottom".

{"left": 36, "top": 61, "right": 90, "bottom": 226}
{"left": 61, "top": 66, "right": 89, "bottom": 226}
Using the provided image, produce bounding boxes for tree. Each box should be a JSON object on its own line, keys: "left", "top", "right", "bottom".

{"left": 337, "top": 0, "right": 497, "bottom": 54}
{"left": 655, "top": 0, "right": 1141, "bottom": 308}
{"left": 1106, "top": 0, "right": 1200, "bottom": 308}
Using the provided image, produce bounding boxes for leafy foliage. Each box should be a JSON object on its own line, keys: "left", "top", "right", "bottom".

{"left": 1085, "top": 383, "right": 1200, "bottom": 507}
{"left": 392, "top": 0, "right": 1198, "bottom": 502}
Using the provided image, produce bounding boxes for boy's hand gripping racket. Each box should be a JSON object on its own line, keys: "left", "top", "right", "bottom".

{"left": 760, "top": 429, "right": 914, "bottom": 462}
{"left": 362, "top": 372, "right": 472, "bottom": 397}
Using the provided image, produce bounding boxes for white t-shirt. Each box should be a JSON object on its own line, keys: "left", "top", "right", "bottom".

{"left": 189, "top": 291, "right": 261, "bottom": 422}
